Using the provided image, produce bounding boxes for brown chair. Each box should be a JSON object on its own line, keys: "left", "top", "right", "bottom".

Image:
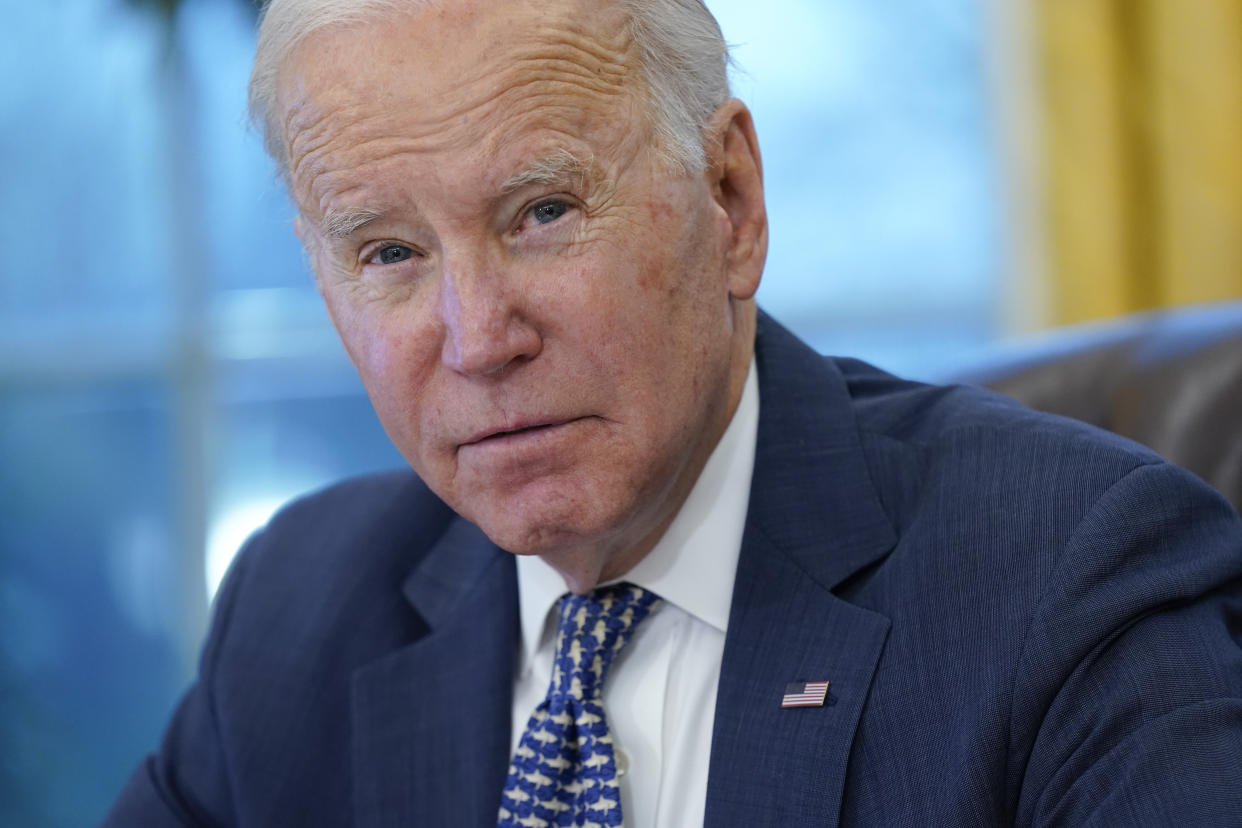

{"left": 953, "top": 302, "right": 1242, "bottom": 513}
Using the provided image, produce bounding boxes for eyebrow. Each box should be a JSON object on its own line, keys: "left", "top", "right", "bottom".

{"left": 321, "top": 206, "right": 384, "bottom": 241}
{"left": 499, "top": 149, "right": 595, "bottom": 195}
{"left": 316, "top": 150, "right": 594, "bottom": 240}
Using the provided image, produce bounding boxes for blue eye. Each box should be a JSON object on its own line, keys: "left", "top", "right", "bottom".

{"left": 531, "top": 201, "right": 569, "bottom": 225}
{"left": 373, "top": 244, "right": 414, "bottom": 265}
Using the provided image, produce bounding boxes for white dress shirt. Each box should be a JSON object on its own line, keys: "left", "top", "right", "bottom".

{"left": 512, "top": 360, "right": 759, "bottom": 827}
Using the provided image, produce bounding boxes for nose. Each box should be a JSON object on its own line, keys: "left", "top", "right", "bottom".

{"left": 437, "top": 256, "right": 542, "bottom": 376}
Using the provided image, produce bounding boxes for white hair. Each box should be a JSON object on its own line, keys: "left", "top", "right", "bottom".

{"left": 247, "top": 0, "right": 731, "bottom": 178}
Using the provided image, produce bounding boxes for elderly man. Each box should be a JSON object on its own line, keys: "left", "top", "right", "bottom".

{"left": 106, "top": 0, "right": 1242, "bottom": 826}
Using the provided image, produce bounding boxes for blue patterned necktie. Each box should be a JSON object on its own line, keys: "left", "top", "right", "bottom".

{"left": 498, "top": 583, "right": 661, "bottom": 828}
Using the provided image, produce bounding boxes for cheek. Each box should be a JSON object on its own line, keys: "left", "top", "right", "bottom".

{"left": 633, "top": 205, "right": 682, "bottom": 293}
{"left": 327, "top": 297, "right": 385, "bottom": 377}
{"left": 329, "top": 297, "right": 432, "bottom": 410}
{"left": 354, "top": 325, "right": 402, "bottom": 385}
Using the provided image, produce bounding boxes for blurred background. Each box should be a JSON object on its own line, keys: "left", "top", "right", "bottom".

{"left": 1, "top": 0, "right": 1239, "bottom": 824}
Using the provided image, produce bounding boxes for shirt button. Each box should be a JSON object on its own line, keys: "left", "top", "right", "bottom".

{"left": 615, "top": 748, "right": 630, "bottom": 777}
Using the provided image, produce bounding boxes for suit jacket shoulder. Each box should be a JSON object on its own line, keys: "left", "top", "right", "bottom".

{"left": 103, "top": 470, "right": 518, "bottom": 827}
{"left": 837, "top": 354, "right": 1167, "bottom": 548}
{"left": 709, "top": 314, "right": 1242, "bottom": 827}
{"left": 222, "top": 469, "right": 454, "bottom": 649}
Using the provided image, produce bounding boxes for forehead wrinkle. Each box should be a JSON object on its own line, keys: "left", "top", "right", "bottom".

{"left": 293, "top": 15, "right": 636, "bottom": 147}
{"left": 283, "top": 6, "right": 647, "bottom": 217}
{"left": 499, "top": 22, "right": 640, "bottom": 109}
{"left": 415, "top": 37, "right": 638, "bottom": 145}
{"left": 289, "top": 74, "right": 612, "bottom": 202}
{"left": 285, "top": 99, "right": 380, "bottom": 185}
{"left": 296, "top": 85, "right": 631, "bottom": 218}
{"left": 520, "top": 21, "right": 637, "bottom": 86}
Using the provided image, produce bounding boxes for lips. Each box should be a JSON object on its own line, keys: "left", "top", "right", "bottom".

{"left": 460, "top": 418, "right": 577, "bottom": 448}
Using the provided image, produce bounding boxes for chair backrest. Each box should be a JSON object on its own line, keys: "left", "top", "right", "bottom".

{"left": 954, "top": 302, "right": 1242, "bottom": 514}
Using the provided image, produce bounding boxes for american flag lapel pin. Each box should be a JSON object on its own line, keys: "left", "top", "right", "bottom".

{"left": 781, "top": 680, "right": 831, "bottom": 708}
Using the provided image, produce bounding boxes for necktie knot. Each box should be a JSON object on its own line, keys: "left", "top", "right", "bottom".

{"left": 550, "top": 584, "right": 660, "bottom": 702}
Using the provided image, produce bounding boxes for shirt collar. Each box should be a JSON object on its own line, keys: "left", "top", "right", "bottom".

{"left": 516, "top": 358, "right": 760, "bottom": 671}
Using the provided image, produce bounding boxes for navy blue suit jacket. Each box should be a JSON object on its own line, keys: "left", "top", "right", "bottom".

{"left": 106, "top": 314, "right": 1242, "bottom": 826}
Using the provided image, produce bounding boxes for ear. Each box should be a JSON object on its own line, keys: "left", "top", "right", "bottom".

{"left": 704, "top": 99, "right": 767, "bottom": 301}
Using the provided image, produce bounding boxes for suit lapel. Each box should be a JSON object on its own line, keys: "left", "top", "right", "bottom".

{"left": 351, "top": 518, "right": 518, "bottom": 828}
{"left": 705, "top": 314, "right": 897, "bottom": 827}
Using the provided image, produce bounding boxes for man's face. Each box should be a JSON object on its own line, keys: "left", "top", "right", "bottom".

{"left": 278, "top": 0, "right": 761, "bottom": 585}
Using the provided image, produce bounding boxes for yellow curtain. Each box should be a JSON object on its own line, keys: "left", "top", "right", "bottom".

{"left": 1038, "top": 0, "right": 1242, "bottom": 324}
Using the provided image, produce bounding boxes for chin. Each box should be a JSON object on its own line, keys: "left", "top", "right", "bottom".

{"left": 475, "top": 508, "right": 608, "bottom": 558}
{"left": 463, "top": 483, "right": 635, "bottom": 560}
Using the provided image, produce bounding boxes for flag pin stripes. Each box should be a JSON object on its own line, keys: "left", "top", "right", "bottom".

{"left": 781, "top": 680, "right": 831, "bottom": 708}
